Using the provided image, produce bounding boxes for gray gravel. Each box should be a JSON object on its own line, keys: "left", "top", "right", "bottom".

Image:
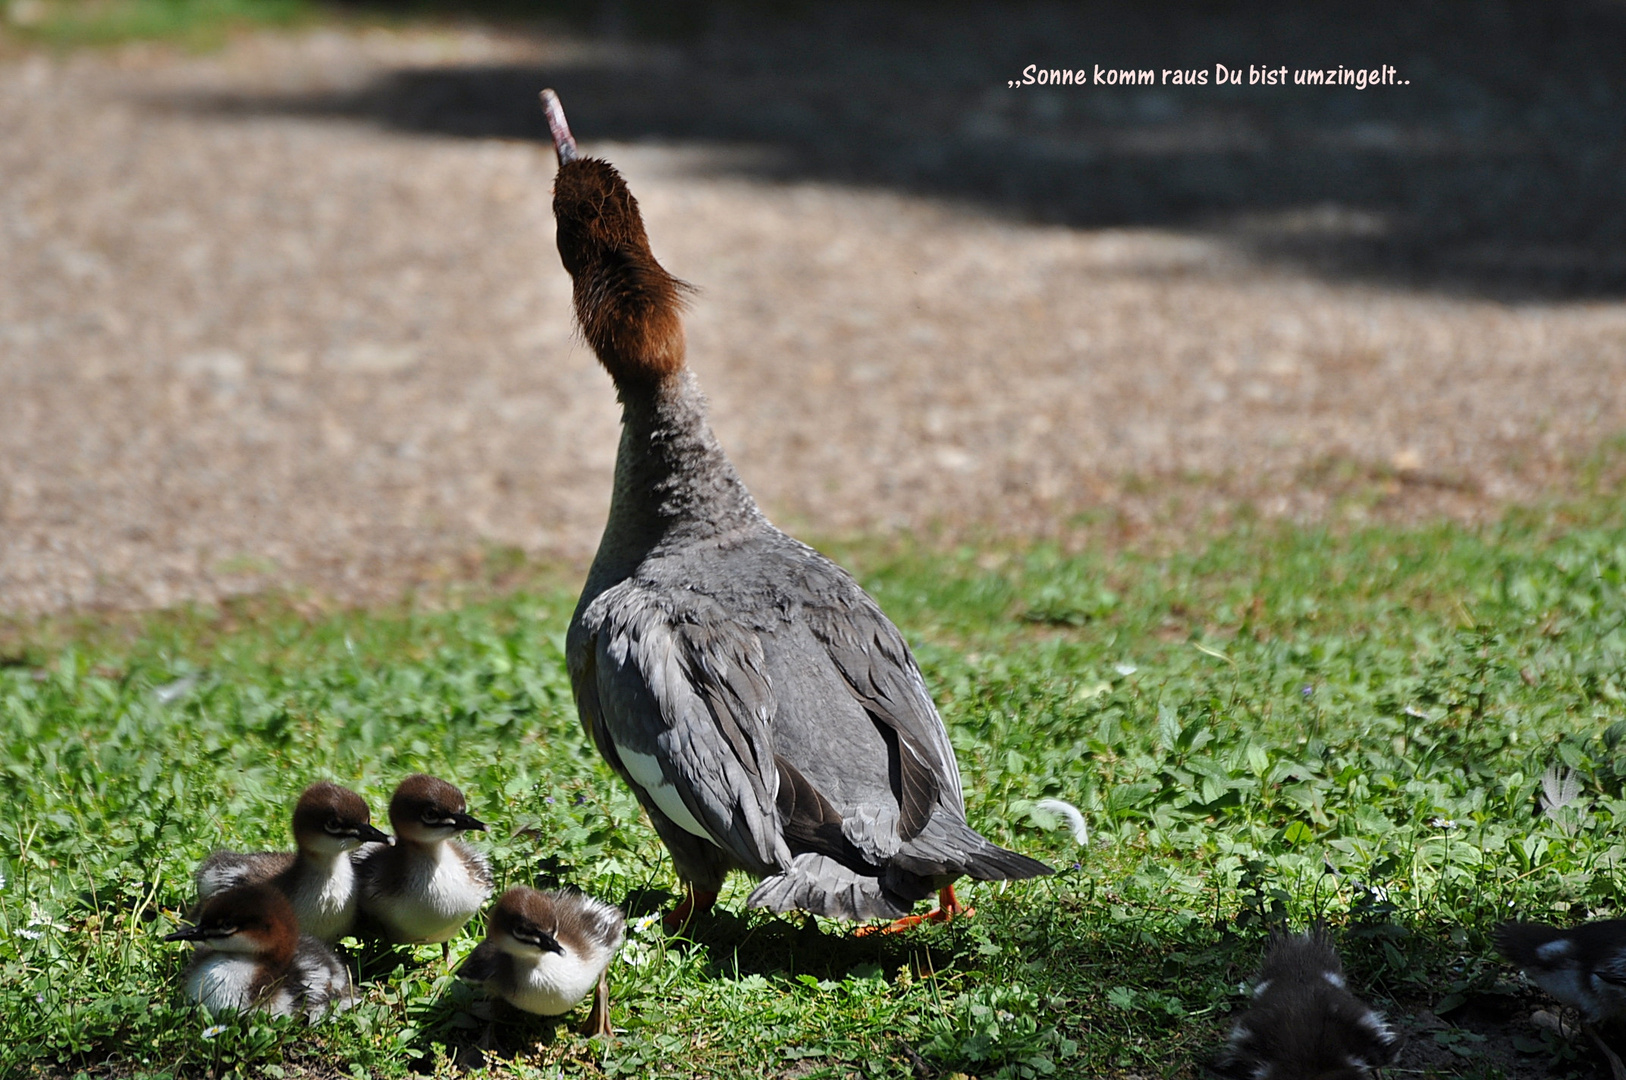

{"left": 2, "top": 23, "right": 1624, "bottom": 615}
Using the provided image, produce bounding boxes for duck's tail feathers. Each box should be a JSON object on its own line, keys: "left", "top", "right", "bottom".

{"left": 887, "top": 815, "right": 1053, "bottom": 882}
{"left": 958, "top": 840, "right": 1054, "bottom": 881}
{"left": 747, "top": 853, "right": 919, "bottom": 921}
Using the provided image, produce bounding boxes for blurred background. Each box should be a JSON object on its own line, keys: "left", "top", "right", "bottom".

{"left": 2, "top": 0, "right": 1624, "bottom": 614}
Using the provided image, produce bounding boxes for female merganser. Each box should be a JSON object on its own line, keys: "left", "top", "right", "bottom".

{"left": 353, "top": 774, "right": 493, "bottom": 956}
{"left": 540, "top": 88, "right": 1050, "bottom": 933}
{"left": 166, "top": 883, "right": 355, "bottom": 1021}
{"left": 458, "top": 886, "right": 626, "bottom": 1037}
{"left": 194, "top": 781, "right": 391, "bottom": 943}
{"left": 1213, "top": 929, "right": 1399, "bottom": 1080}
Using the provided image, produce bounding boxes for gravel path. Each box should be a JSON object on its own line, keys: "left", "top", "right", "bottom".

{"left": 2, "top": 12, "right": 1624, "bottom": 615}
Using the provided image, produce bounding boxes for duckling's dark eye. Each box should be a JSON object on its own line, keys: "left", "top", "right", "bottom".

{"left": 324, "top": 818, "right": 346, "bottom": 834}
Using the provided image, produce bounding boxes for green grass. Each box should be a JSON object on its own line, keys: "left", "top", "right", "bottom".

{"left": 0, "top": 0, "right": 707, "bottom": 50}
{"left": 4, "top": 491, "right": 1626, "bottom": 1079}
{"left": 1, "top": 0, "right": 314, "bottom": 49}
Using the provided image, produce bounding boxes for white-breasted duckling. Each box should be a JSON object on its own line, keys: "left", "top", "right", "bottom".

{"left": 457, "top": 886, "right": 626, "bottom": 1037}
{"left": 195, "top": 781, "right": 391, "bottom": 943}
{"left": 1213, "top": 929, "right": 1399, "bottom": 1080}
{"left": 353, "top": 774, "right": 493, "bottom": 957}
{"left": 165, "top": 883, "right": 355, "bottom": 1021}
{"left": 1497, "top": 918, "right": 1626, "bottom": 1080}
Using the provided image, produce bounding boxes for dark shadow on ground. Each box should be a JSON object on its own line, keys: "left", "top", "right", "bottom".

{"left": 164, "top": 0, "right": 1626, "bottom": 301}
{"left": 658, "top": 904, "right": 951, "bottom": 984}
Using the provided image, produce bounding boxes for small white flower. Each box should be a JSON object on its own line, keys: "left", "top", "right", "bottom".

{"left": 201, "top": 1025, "right": 227, "bottom": 1040}
{"left": 1430, "top": 817, "right": 1457, "bottom": 830}
{"left": 15, "top": 928, "right": 42, "bottom": 940}
{"left": 25, "top": 903, "right": 66, "bottom": 933}
{"left": 1114, "top": 663, "right": 1137, "bottom": 676}
{"left": 631, "top": 913, "right": 662, "bottom": 936}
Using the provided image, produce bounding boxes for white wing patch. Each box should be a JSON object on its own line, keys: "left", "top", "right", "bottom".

{"left": 1358, "top": 1007, "right": 1394, "bottom": 1043}
{"left": 616, "top": 745, "right": 715, "bottom": 842}
{"left": 1536, "top": 938, "right": 1574, "bottom": 962}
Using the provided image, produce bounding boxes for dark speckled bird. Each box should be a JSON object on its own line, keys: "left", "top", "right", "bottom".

{"left": 1497, "top": 919, "right": 1626, "bottom": 1023}
{"left": 1213, "top": 929, "right": 1399, "bottom": 1080}
{"left": 1497, "top": 919, "right": 1626, "bottom": 1080}
{"left": 540, "top": 89, "right": 1051, "bottom": 932}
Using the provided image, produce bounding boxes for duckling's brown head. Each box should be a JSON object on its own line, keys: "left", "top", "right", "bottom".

{"left": 389, "top": 774, "right": 487, "bottom": 843}
{"left": 489, "top": 886, "right": 565, "bottom": 956}
{"left": 166, "top": 883, "right": 298, "bottom": 964}
{"left": 542, "top": 89, "right": 690, "bottom": 390}
{"left": 291, "top": 781, "right": 391, "bottom": 853}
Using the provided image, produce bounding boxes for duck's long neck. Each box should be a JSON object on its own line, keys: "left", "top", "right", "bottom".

{"left": 593, "top": 370, "right": 762, "bottom": 578}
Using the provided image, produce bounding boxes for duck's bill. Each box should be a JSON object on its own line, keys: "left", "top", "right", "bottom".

{"left": 515, "top": 927, "right": 565, "bottom": 955}
{"left": 540, "top": 89, "right": 579, "bottom": 165}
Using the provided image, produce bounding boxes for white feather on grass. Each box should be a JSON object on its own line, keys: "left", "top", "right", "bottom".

{"left": 1033, "top": 798, "right": 1089, "bottom": 846}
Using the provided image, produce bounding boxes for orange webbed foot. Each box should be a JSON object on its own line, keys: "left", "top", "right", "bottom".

{"left": 854, "top": 886, "right": 974, "bottom": 936}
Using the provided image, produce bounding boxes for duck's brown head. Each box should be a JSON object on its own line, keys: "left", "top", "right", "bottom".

{"left": 542, "top": 89, "right": 690, "bottom": 390}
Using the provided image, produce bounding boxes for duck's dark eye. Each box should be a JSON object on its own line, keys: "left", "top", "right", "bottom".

{"left": 324, "top": 818, "right": 346, "bottom": 834}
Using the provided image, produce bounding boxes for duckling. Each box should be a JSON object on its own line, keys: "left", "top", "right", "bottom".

{"left": 1497, "top": 919, "right": 1626, "bottom": 1080}
{"left": 165, "top": 883, "right": 355, "bottom": 1021}
{"left": 353, "top": 774, "right": 493, "bottom": 957}
{"left": 195, "top": 781, "right": 391, "bottom": 943}
{"left": 458, "top": 886, "right": 626, "bottom": 1037}
{"left": 1213, "top": 929, "right": 1399, "bottom": 1080}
